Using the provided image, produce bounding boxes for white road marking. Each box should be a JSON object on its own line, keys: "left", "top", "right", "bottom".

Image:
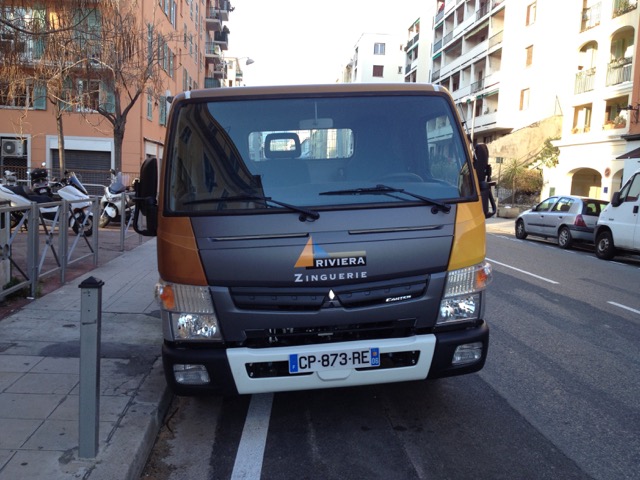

{"left": 231, "top": 393, "right": 274, "bottom": 480}
{"left": 487, "top": 258, "right": 559, "bottom": 284}
{"left": 607, "top": 301, "right": 640, "bottom": 315}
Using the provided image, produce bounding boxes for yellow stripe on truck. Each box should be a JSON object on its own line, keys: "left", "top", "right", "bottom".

{"left": 158, "top": 216, "right": 207, "bottom": 286}
{"left": 449, "top": 201, "right": 487, "bottom": 271}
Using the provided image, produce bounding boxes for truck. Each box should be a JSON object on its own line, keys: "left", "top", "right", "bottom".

{"left": 594, "top": 168, "right": 640, "bottom": 260}
{"left": 132, "top": 83, "right": 492, "bottom": 396}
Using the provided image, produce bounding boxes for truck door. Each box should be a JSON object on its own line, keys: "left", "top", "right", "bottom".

{"left": 614, "top": 172, "right": 640, "bottom": 250}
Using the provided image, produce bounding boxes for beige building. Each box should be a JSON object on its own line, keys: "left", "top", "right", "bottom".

{"left": 0, "top": 0, "right": 234, "bottom": 183}
{"left": 404, "top": 0, "right": 638, "bottom": 202}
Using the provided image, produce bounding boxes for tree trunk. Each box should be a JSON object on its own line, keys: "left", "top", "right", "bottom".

{"left": 56, "top": 110, "right": 65, "bottom": 175}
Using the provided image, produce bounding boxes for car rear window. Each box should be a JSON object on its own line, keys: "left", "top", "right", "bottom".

{"left": 582, "top": 200, "right": 607, "bottom": 216}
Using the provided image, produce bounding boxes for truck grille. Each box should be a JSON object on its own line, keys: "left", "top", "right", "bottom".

{"left": 243, "top": 318, "right": 416, "bottom": 348}
{"left": 230, "top": 276, "right": 428, "bottom": 311}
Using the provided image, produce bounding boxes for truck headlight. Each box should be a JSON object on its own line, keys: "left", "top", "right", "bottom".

{"left": 437, "top": 262, "right": 492, "bottom": 325}
{"left": 155, "top": 281, "right": 222, "bottom": 341}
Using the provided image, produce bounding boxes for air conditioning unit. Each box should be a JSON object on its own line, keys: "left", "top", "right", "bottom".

{"left": 1, "top": 139, "right": 24, "bottom": 157}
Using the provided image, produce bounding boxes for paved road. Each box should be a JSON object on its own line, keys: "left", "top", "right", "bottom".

{"left": 141, "top": 229, "right": 640, "bottom": 479}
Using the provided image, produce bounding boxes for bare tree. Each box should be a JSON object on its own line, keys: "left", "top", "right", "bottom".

{"left": 1, "top": 0, "right": 176, "bottom": 173}
{"left": 78, "top": 0, "right": 176, "bottom": 171}
{"left": 0, "top": 0, "right": 97, "bottom": 173}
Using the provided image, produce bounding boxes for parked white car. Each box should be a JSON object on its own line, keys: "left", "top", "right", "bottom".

{"left": 594, "top": 169, "right": 640, "bottom": 260}
{"left": 515, "top": 195, "right": 608, "bottom": 249}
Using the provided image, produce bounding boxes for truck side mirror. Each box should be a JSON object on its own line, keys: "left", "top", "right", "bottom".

{"left": 133, "top": 157, "right": 158, "bottom": 236}
{"left": 610, "top": 191, "right": 621, "bottom": 207}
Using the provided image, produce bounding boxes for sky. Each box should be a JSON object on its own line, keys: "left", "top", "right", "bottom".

{"left": 225, "top": 0, "right": 426, "bottom": 86}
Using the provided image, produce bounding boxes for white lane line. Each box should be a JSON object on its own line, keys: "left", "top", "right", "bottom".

{"left": 231, "top": 393, "right": 274, "bottom": 480}
{"left": 608, "top": 301, "right": 640, "bottom": 315}
{"left": 487, "top": 258, "right": 559, "bottom": 284}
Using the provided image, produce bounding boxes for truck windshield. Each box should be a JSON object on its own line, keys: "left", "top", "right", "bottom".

{"left": 165, "top": 94, "right": 474, "bottom": 214}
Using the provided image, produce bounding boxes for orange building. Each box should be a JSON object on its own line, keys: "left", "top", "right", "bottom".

{"left": 0, "top": 0, "right": 233, "bottom": 186}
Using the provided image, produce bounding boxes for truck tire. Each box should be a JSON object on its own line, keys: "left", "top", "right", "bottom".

{"left": 595, "top": 230, "right": 615, "bottom": 260}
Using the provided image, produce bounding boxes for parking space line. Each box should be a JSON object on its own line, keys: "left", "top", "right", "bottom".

{"left": 231, "top": 393, "right": 274, "bottom": 480}
{"left": 607, "top": 301, "right": 640, "bottom": 315}
{"left": 487, "top": 258, "right": 559, "bottom": 284}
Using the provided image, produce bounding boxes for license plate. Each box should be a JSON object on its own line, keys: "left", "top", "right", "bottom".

{"left": 289, "top": 347, "right": 380, "bottom": 374}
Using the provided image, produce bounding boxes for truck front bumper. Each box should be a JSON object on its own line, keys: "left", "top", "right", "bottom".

{"left": 162, "top": 321, "right": 489, "bottom": 396}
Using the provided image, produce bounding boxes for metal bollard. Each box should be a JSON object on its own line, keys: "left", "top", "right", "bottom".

{"left": 78, "top": 276, "right": 104, "bottom": 459}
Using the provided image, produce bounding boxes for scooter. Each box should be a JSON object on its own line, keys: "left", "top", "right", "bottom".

{"left": 0, "top": 169, "right": 94, "bottom": 236}
{"left": 99, "top": 169, "right": 133, "bottom": 228}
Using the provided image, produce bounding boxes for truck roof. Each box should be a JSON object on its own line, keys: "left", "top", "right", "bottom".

{"left": 174, "top": 83, "right": 449, "bottom": 103}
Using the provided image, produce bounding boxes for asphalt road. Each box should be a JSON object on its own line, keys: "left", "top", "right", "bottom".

{"left": 141, "top": 231, "right": 640, "bottom": 480}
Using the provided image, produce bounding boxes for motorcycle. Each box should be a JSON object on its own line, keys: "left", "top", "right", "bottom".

{"left": 99, "top": 169, "right": 134, "bottom": 228}
{"left": 0, "top": 169, "right": 94, "bottom": 236}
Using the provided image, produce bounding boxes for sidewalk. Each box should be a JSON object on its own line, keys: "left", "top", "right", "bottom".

{"left": 0, "top": 237, "right": 172, "bottom": 480}
{"left": 485, "top": 215, "right": 515, "bottom": 235}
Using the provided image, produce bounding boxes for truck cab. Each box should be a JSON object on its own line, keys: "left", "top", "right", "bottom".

{"left": 133, "top": 83, "right": 492, "bottom": 396}
{"left": 595, "top": 168, "right": 640, "bottom": 260}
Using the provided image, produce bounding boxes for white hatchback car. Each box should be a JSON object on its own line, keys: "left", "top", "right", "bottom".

{"left": 515, "top": 195, "right": 608, "bottom": 249}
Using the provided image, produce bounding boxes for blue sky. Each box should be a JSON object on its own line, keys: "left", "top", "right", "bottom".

{"left": 226, "top": 0, "right": 425, "bottom": 86}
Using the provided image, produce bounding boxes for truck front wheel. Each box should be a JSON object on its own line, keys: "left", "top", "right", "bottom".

{"left": 595, "top": 230, "right": 615, "bottom": 260}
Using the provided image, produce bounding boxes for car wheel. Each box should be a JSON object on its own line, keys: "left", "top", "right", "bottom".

{"left": 595, "top": 230, "right": 615, "bottom": 260}
{"left": 515, "top": 219, "right": 528, "bottom": 239}
{"left": 557, "top": 226, "right": 572, "bottom": 249}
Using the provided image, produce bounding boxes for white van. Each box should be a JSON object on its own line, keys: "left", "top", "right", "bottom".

{"left": 594, "top": 169, "right": 640, "bottom": 260}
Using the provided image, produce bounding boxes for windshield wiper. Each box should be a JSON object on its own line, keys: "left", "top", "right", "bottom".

{"left": 319, "top": 184, "right": 451, "bottom": 213}
{"left": 183, "top": 194, "right": 320, "bottom": 221}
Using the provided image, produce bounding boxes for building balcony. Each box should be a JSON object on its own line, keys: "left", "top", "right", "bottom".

{"left": 488, "top": 30, "right": 503, "bottom": 50}
{"left": 471, "top": 78, "right": 484, "bottom": 94}
{"left": 476, "top": 2, "right": 490, "bottom": 21}
{"left": 432, "top": 38, "right": 443, "bottom": 54}
{"left": 405, "top": 32, "right": 419, "bottom": 52}
{"left": 213, "top": 31, "right": 229, "bottom": 50}
{"left": 612, "top": 0, "right": 637, "bottom": 18}
{"left": 606, "top": 57, "right": 632, "bottom": 86}
{"left": 205, "top": 77, "right": 222, "bottom": 88}
{"left": 204, "top": 42, "right": 223, "bottom": 69}
{"left": 205, "top": 7, "right": 223, "bottom": 32}
{"left": 580, "top": 3, "right": 601, "bottom": 32}
{"left": 575, "top": 68, "right": 596, "bottom": 94}
{"left": 211, "top": 0, "right": 232, "bottom": 22}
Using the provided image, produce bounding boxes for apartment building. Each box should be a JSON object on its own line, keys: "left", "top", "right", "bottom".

{"left": 0, "top": 0, "right": 233, "bottom": 180}
{"left": 549, "top": 0, "right": 638, "bottom": 198}
{"left": 405, "top": 0, "right": 637, "bottom": 201}
{"left": 343, "top": 33, "right": 406, "bottom": 83}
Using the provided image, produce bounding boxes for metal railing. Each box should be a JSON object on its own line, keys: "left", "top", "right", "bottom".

{"left": 0, "top": 193, "right": 141, "bottom": 302}
{"left": 0, "top": 197, "right": 99, "bottom": 301}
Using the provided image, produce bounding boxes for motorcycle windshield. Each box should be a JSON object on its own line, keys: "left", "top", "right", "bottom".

{"left": 69, "top": 173, "right": 89, "bottom": 195}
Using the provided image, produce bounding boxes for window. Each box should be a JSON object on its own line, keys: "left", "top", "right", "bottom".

{"left": 77, "top": 79, "right": 100, "bottom": 111}
{"left": 159, "top": 96, "right": 167, "bottom": 126}
{"left": 374, "top": 43, "right": 386, "bottom": 55}
{"left": 620, "top": 173, "right": 640, "bottom": 202}
{"left": 147, "top": 89, "right": 153, "bottom": 120}
{"left": 526, "top": 2, "right": 536, "bottom": 25}
{"left": 525, "top": 45, "right": 533, "bottom": 66}
{"left": 373, "top": 65, "right": 384, "bottom": 77}
{"left": 519, "top": 88, "right": 530, "bottom": 110}
{"left": 572, "top": 104, "right": 592, "bottom": 133}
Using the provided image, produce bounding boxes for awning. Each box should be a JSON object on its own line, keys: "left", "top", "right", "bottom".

{"left": 616, "top": 146, "right": 640, "bottom": 159}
